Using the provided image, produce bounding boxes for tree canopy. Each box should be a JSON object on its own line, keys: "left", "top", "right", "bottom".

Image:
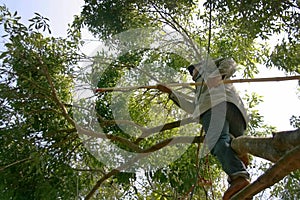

{"left": 0, "top": 0, "right": 299, "bottom": 199}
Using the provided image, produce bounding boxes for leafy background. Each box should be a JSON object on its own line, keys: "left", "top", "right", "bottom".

{"left": 0, "top": 0, "right": 299, "bottom": 199}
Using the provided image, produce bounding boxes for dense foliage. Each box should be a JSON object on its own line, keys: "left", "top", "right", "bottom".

{"left": 0, "top": 0, "right": 299, "bottom": 199}
{"left": 0, "top": 6, "right": 87, "bottom": 199}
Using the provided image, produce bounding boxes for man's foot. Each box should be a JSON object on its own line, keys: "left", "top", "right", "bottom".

{"left": 223, "top": 177, "right": 250, "bottom": 200}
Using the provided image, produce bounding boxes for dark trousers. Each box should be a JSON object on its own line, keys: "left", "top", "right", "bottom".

{"left": 200, "top": 102, "right": 248, "bottom": 177}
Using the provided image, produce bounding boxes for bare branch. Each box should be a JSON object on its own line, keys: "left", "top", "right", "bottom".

{"left": 231, "top": 129, "right": 300, "bottom": 162}
{"left": 232, "top": 145, "right": 300, "bottom": 199}
{"left": 95, "top": 75, "right": 300, "bottom": 92}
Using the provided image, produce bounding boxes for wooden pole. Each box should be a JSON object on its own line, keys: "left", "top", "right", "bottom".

{"left": 95, "top": 75, "right": 300, "bottom": 93}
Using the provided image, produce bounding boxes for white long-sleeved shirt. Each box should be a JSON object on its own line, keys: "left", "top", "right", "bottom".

{"left": 169, "top": 58, "right": 249, "bottom": 127}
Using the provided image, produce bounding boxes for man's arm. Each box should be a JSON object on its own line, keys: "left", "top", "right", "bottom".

{"left": 157, "top": 85, "right": 194, "bottom": 114}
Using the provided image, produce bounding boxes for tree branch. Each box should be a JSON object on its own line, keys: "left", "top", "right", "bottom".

{"left": 84, "top": 135, "right": 206, "bottom": 200}
{"left": 134, "top": 117, "right": 196, "bottom": 143}
{"left": 0, "top": 157, "right": 32, "bottom": 171}
{"left": 95, "top": 75, "right": 300, "bottom": 92}
{"left": 40, "top": 62, "right": 76, "bottom": 127}
{"left": 85, "top": 168, "right": 120, "bottom": 200}
{"left": 231, "top": 129, "right": 300, "bottom": 162}
{"left": 231, "top": 145, "right": 300, "bottom": 199}
{"left": 82, "top": 127, "right": 299, "bottom": 199}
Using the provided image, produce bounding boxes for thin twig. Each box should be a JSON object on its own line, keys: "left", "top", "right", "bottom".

{"left": 0, "top": 157, "right": 32, "bottom": 171}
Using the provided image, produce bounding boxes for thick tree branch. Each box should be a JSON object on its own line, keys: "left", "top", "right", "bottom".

{"left": 272, "top": 129, "right": 300, "bottom": 151}
{"left": 231, "top": 145, "right": 300, "bottom": 199}
{"left": 231, "top": 137, "right": 284, "bottom": 162}
{"left": 231, "top": 129, "right": 300, "bottom": 162}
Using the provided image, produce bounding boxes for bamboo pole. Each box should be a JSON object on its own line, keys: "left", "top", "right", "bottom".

{"left": 95, "top": 75, "right": 300, "bottom": 93}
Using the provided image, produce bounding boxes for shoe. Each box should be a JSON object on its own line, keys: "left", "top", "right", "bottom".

{"left": 223, "top": 177, "right": 250, "bottom": 200}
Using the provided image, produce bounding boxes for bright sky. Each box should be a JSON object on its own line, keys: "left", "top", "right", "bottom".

{"left": 236, "top": 66, "right": 299, "bottom": 131}
{"left": 1, "top": 0, "right": 299, "bottom": 131}
{"left": 0, "top": 0, "right": 84, "bottom": 37}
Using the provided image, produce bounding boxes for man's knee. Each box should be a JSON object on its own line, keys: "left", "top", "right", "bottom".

{"left": 211, "top": 139, "right": 230, "bottom": 156}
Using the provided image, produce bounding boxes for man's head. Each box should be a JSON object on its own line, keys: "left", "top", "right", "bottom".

{"left": 187, "top": 64, "right": 195, "bottom": 76}
{"left": 187, "top": 61, "right": 205, "bottom": 81}
{"left": 187, "top": 64, "right": 200, "bottom": 81}
{"left": 187, "top": 58, "right": 225, "bottom": 80}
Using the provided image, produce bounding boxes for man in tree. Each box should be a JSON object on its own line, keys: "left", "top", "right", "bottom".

{"left": 157, "top": 58, "right": 250, "bottom": 199}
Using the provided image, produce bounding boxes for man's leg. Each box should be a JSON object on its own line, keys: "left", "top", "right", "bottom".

{"left": 226, "top": 102, "right": 246, "bottom": 138}
{"left": 226, "top": 102, "right": 250, "bottom": 167}
{"left": 200, "top": 103, "right": 250, "bottom": 199}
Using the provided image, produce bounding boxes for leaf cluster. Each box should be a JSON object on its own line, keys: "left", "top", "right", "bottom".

{"left": 81, "top": 0, "right": 195, "bottom": 39}
{"left": 0, "top": 6, "right": 92, "bottom": 199}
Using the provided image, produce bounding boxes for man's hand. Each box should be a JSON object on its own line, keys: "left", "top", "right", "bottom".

{"left": 206, "top": 76, "right": 222, "bottom": 88}
{"left": 156, "top": 84, "right": 172, "bottom": 94}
